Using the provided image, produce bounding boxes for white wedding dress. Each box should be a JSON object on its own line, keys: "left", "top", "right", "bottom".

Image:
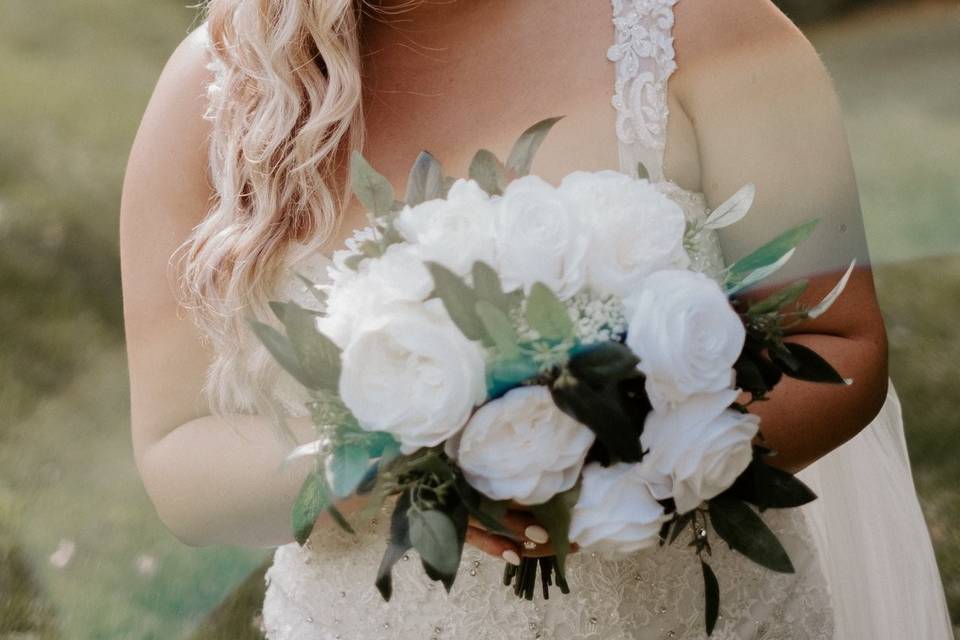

{"left": 203, "top": 1, "right": 953, "bottom": 638}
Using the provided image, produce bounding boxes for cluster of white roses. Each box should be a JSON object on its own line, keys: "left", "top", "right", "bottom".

{"left": 319, "top": 170, "right": 758, "bottom": 558}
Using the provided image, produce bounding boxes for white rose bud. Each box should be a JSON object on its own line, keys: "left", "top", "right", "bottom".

{"left": 559, "top": 170, "right": 689, "bottom": 299}
{"left": 338, "top": 302, "right": 487, "bottom": 454}
{"left": 625, "top": 269, "right": 745, "bottom": 411}
{"left": 448, "top": 386, "right": 595, "bottom": 505}
{"left": 494, "top": 175, "right": 589, "bottom": 300}
{"left": 641, "top": 390, "right": 759, "bottom": 514}
{"left": 395, "top": 178, "right": 497, "bottom": 278}
{"left": 569, "top": 461, "right": 667, "bottom": 558}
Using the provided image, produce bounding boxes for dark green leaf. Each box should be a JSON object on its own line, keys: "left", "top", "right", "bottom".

{"left": 375, "top": 491, "right": 412, "bottom": 601}
{"left": 551, "top": 379, "right": 643, "bottom": 461}
{"left": 248, "top": 320, "right": 312, "bottom": 388}
{"left": 568, "top": 342, "right": 640, "bottom": 388}
{"left": 702, "top": 560, "right": 720, "bottom": 636}
{"left": 773, "top": 342, "right": 846, "bottom": 384}
{"left": 668, "top": 511, "right": 695, "bottom": 545}
{"left": 291, "top": 471, "right": 330, "bottom": 545}
{"left": 420, "top": 501, "right": 468, "bottom": 592}
{"left": 747, "top": 280, "right": 809, "bottom": 315}
{"left": 350, "top": 150, "right": 395, "bottom": 215}
{"left": 409, "top": 509, "right": 461, "bottom": 576}
{"left": 468, "top": 149, "right": 507, "bottom": 195}
{"left": 329, "top": 444, "right": 370, "bottom": 498}
{"left": 708, "top": 497, "right": 794, "bottom": 573}
{"left": 529, "top": 484, "right": 580, "bottom": 576}
{"left": 326, "top": 503, "right": 355, "bottom": 535}
{"left": 405, "top": 151, "right": 444, "bottom": 206}
{"left": 506, "top": 116, "right": 564, "bottom": 177}
{"left": 475, "top": 300, "right": 521, "bottom": 359}
{"left": 282, "top": 303, "right": 341, "bottom": 391}
{"left": 526, "top": 282, "right": 574, "bottom": 341}
{"left": 636, "top": 161, "right": 650, "bottom": 181}
{"left": 425, "top": 262, "right": 485, "bottom": 342}
{"left": 454, "top": 477, "right": 520, "bottom": 541}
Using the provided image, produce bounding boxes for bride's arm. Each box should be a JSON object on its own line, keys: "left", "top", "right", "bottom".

{"left": 672, "top": 0, "right": 889, "bottom": 472}
{"left": 120, "top": 27, "right": 363, "bottom": 548}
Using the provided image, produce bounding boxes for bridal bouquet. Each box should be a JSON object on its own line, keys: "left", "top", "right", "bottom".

{"left": 252, "top": 118, "right": 854, "bottom": 636}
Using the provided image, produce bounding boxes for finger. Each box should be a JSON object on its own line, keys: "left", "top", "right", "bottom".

{"left": 465, "top": 526, "right": 521, "bottom": 566}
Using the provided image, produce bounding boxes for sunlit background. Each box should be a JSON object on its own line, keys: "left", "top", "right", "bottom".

{"left": 0, "top": 1, "right": 957, "bottom": 638}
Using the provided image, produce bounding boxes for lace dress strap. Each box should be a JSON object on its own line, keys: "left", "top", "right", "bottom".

{"left": 607, "top": 0, "right": 680, "bottom": 182}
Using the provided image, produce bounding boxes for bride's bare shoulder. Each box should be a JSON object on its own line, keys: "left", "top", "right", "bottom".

{"left": 671, "top": 0, "right": 819, "bottom": 92}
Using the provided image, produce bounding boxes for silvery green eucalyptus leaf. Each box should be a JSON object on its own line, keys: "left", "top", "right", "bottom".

{"left": 806, "top": 259, "right": 856, "bottom": 319}
{"left": 350, "top": 150, "right": 395, "bottom": 215}
{"left": 471, "top": 261, "right": 513, "bottom": 314}
{"left": 281, "top": 303, "right": 342, "bottom": 392}
{"left": 328, "top": 444, "right": 370, "bottom": 498}
{"left": 704, "top": 183, "right": 756, "bottom": 230}
{"left": 506, "top": 116, "right": 564, "bottom": 177}
{"left": 408, "top": 509, "right": 461, "bottom": 576}
{"left": 469, "top": 149, "right": 507, "bottom": 195}
{"left": 747, "top": 279, "right": 809, "bottom": 316}
{"left": 525, "top": 282, "right": 574, "bottom": 342}
{"left": 405, "top": 150, "right": 444, "bottom": 206}
{"left": 295, "top": 273, "right": 328, "bottom": 308}
{"left": 725, "top": 219, "right": 819, "bottom": 292}
{"left": 291, "top": 471, "right": 332, "bottom": 545}
{"left": 726, "top": 249, "right": 797, "bottom": 296}
{"left": 475, "top": 300, "right": 521, "bottom": 359}
{"left": 248, "top": 319, "right": 312, "bottom": 388}
{"left": 425, "top": 262, "right": 487, "bottom": 343}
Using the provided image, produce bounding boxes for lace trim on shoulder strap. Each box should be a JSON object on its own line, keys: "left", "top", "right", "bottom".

{"left": 607, "top": 0, "right": 679, "bottom": 180}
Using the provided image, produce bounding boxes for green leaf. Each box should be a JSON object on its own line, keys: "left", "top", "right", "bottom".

{"left": 472, "top": 261, "right": 513, "bottom": 313}
{"left": 568, "top": 342, "right": 641, "bottom": 388}
{"left": 751, "top": 458, "right": 818, "bottom": 510}
{"left": 667, "top": 511, "right": 695, "bottom": 545}
{"left": 475, "top": 300, "right": 521, "bottom": 359}
{"left": 409, "top": 509, "right": 461, "bottom": 576}
{"left": 506, "top": 116, "right": 564, "bottom": 177}
{"left": 747, "top": 280, "right": 809, "bottom": 316}
{"left": 405, "top": 151, "right": 444, "bottom": 206}
{"left": 282, "top": 303, "right": 341, "bottom": 391}
{"left": 529, "top": 484, "right": 580, "bottom": 576}
{"left": 328, "top": 444, "right": 370, "bottom": 498}
{"left": 726, "top": 219, "right": 819, "bottom": 287}
{"left": 525, "top": 282, "right": 574, "bottom": 342}
{"left": 350, "top": 150, "right": 395, "bottom": 215}
{"left": 291, "top": 471, "right": 332, "bottom": 546}
{"left": 636, "top": 161, "right": 650, "bottom": 181}
{"left": 550, "top": 379, "right": 643, "bottom": 461}
{"left": 468, "top": 149, "right": 507, "bottom": 195}
{"left": 376, "top": 491, "right": 413, "bottom": 601}
{"left": 772, "top": 342, "right": 846, "bottom": 384}
{"left": 702, "top": 560, "right": 720, "bottom": 636}
{"left": 708, "top": 497, "right": 795, "bottom": 573}
{"left": 248, "top": 320, "right": 311, "bottom": 388}
{"left": 327, "top": 503, "right": 355, "bottom": 536}
{"left": 454, "top": 478, "right": 520, "bottom": 541}
{"left": 425, "top": 262, "right": 485, "bottom": 342}
{"left": 295, "top": 273, "right": 328, "bottom": 308}
{"left": 420, "top": 501, "right": 468, "bottom": 592}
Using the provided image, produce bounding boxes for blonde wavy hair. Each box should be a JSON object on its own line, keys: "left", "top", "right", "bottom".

{"left": 178, "top": 0, "right": 417, "bottom": 413}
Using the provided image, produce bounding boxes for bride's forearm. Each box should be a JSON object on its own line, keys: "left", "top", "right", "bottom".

{"left": 747, "top": 330, "right": 889, "bottom": 474}
{"left": 137, "top": 414, "right": 366, "bottom": 548}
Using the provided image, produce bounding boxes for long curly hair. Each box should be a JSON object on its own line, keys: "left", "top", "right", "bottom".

{"left": 177, "top": 0, "right": 414, "bottom": 413}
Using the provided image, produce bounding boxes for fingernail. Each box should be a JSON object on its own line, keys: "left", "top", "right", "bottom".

{"left": 524, "top": 525, "right": 549, "bottom": 544}
{"left": 501, "top": 549, "right": 520, "bottom": 566}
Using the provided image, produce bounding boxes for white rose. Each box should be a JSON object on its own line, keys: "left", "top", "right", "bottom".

{"left": 625, "top": 269, "right": 745, "bottom": 411}
{"left": 569, "top": 461, "right": 667, "bottom": 558}
{"left": 395, "top": 178, "right": 497, "bottom": 277}
{"left": 559, "top": 170, "right": 689, "bottom": 299}
{"left": 316, "top": 242, "right": 433, "bottom": 349}
{"left": 641, "top": 390, "right": 759, "bottom": 514}
{"left": 494, "top": 175, "right": 589, "bottom": 300}
{"left": 338, "top": 302, "right": 487, "bottom": 454}
{"left": 447, "top": 386, "right": 595, "bottom": 505}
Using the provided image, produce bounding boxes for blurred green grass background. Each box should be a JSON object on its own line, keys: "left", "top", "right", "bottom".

{"left": 0, "top": 1, "right": 956, "bottom": 638}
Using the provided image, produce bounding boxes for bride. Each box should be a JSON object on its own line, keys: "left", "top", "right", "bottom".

{"left": 120, "top": 0, "right": 952, "bottom": 638}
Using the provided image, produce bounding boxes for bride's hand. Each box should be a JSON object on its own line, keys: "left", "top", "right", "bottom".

{"left": 464, "top": 502, "right": 579, "bottom": 564}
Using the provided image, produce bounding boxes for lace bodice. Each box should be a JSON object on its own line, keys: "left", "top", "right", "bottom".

{"left": 203, "top": 1, "right": 834, "bottom": 638}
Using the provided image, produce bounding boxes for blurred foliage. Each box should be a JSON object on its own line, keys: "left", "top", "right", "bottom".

{"left": 0, "top": 0, "right": 956, "bottom": 638}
